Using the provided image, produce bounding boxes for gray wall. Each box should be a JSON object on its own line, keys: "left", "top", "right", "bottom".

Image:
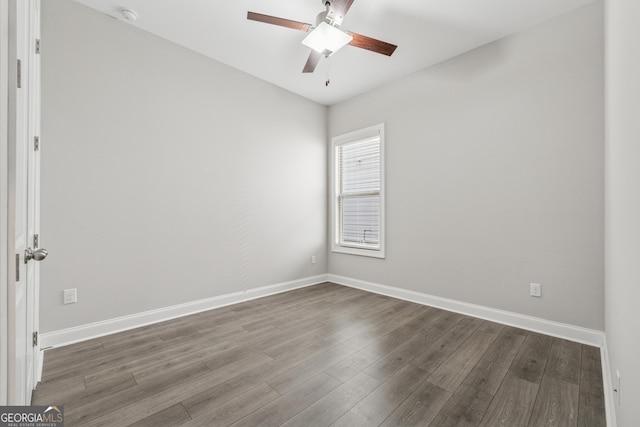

{"left": 328, "top": 3, "right": 604, "bottom": 330}
{"left": 40, "top": 0, "right": 327, "bottom": 332}
{"left": 40, "top": 0, "right": 606, "bottom": 337}
{"left": 605, "top": 0, "right": 640, "bottom": 422}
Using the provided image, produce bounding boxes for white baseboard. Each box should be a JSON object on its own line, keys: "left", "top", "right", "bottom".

{"left": 40, "top": 274, "right": 328, "bottom": 349}
{"left": 601, "top": 335, "right": 617, "bottom": 427}
{"left": 328, "top": 274, "right": 605, "bottom": 347}
{"left": 30, "top": 348, "right": 44, "bottom": 403}
{"left": 42, "top": 272, "right": 605, "bottom": 349}
{"left": 36, "top": 348, "right": 43, "bottom": 383}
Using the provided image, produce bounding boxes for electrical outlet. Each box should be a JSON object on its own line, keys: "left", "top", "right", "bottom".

{"left": 63, "top": 288, "right": 77, "bottom": 304}
{"left": 530, "top": 283, "right": 542, "bottom": 297}
{"left": 311, "top": 255, "right": 316, "bottom": 264}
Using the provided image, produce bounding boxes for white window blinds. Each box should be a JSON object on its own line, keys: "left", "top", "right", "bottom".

{"left": 336, "top": 135, "right": 382, "bottom": 250}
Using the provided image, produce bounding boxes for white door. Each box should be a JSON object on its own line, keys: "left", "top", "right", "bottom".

{"left": 4, "top": 0, "right": 43, "bottom": 405}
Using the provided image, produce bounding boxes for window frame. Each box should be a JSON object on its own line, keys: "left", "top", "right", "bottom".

{"left": 330, "top": 123, "right": 386, "bottom": 259}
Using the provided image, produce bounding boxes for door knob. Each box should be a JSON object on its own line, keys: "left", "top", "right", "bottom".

{"left": 25, "top": 247, "right": 48, "bottom": 263}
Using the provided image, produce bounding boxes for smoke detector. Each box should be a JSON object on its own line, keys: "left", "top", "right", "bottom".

{"left": 119, "top": 8, "right": 138, "bottom": 22}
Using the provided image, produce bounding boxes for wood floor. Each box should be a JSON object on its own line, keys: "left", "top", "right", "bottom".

{"left": 33, "top": 283, "right": 606, "bottom": 426}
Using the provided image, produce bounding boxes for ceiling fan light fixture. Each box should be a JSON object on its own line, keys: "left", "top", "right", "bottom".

{"left": 302, "top": 22, "right": 352, "bottom": 56}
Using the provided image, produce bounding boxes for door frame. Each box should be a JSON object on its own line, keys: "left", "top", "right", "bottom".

{"left": 0, "top": 0, "right": 42, "bottom": 405}
{"left": 1, "top": 0, "right": 11, "bottom": 405}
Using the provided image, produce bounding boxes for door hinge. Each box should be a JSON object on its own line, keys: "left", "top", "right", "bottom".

{"left": 34, "top": 136, "right": 40, "bottom": 151}
{"left": 16, "top": 254, "right": 20, "bottom": 281}
{"left": 34, "top": 234, "right": 39, "bottom": 248}
{"left": 17, "top": 59, "right": 21, "bottom": 88}
{"left": 35, "top": 39, "right": 41, "bottom": 54}
{"left": 33, "top": 332, "right": 38, "bottom": 347}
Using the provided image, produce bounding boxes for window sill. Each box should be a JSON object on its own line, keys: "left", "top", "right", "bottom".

{"left": 332, "top": 245, "right": 386, "bottom": 259}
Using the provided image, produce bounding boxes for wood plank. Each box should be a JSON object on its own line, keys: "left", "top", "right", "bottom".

{"left": 179, "top": 357, "right": 287, "bottom": 419}
{"left": 42, "top": 339, "right": 104, "bottom": 363}
{"left": 324, "top": 351, "right": 378, "bottom": 383}
{"left": 579, "top": 345, "right": 604, "bottom": 395}
{"left": 66, "top": 373, "right": 138, "bottom": 412}
{"left": 479, "top": 376, "right": 538, "bottom": 427}
{"left": 462, "top": 326, "right": 526, "bottom": 395}
{"left": 545, "top": 338, "right": 582, "bottom": 384}
{"left": 281, "top": 372, "right": 380, "bottom": 427}
{"left": 44, "top": 332, "right": 203, "bottom": 384}
{"left": 338, "top": 302, "right": 430, "bottom": 352}
{"left": 464, "top": 365, "right": 509, "bottom": 397}
{"left": 428, "top": 328, "right": 500, "bottom": 392}
{"left": 132, "top": 345, "right": 270, "bottom": 385}
{"left": 99, "top": 334, "right": 166, "bottom": 352}
{"left": 429, "top": 384, "right": 493, "bottom": 427}
{"left": 129, "top": 403, "right": 191, "bottom": 427}
{"left": 475, "top": 327, "right": 527, "bottom": 370}
{"left": 508, "top": 332, "right": 553, "bottom": 384}
{"left": 263, "top": 330, "right": 335, "bottom": 360}
{"left": 380, "top": 381, "right": 451, "bottom": 426}
{"left": 578, "top": 345, "right": 606, "bottom": 427}
{"left": 332, "top": 363, "right": 431, "bottom": 427}
{"left": 528, "top": 376, "right": 579, "bottom": 427}
{"left": 196, "top": 284, "right": 357, "bottom": 336}
{"left": 362, "top": 309, "right": 460, "bottom": 381}
{"left": 182, "top": 383, "right": 279, "bottom": 427}
{"left": 156, "top": 325, "right": 202, "bottom": 343}
{"left": 266, "top": 342, "right": 357, "bottom": 395}
{"left": 364, "top": 311, "right": 434, "bottom": 352}
{"left": 194, "top": 324, "right": 248, "bottom": 341}
{"left": 231, "top": 373, "right": 340, "bottom": 427}
{"left": 577, "top": 389, "right": 606, "bottom": 427}
{"left": 180, "top": 339, "right": 353, "bottom": 421}
{"left": 85, "top": 354, "right": 273, "bottom": 426}
{"left": 65, "top": 361, "right": 211, "bottom": 426}
{"left": 410, "top": 316, "right": 483, "bottom": 373}
{"left": 476, "top": 321, "right": 504, "bottom": 335}
{"left": 82, "top": 333, "right": 238, "bottom": 386}
{"left": 352, "top": 296, "right": 411, "bottom": 320}
{"left": 32, "top": 375, "right": 86, "bottom": 405}
{"left": 84, "top": 372, "right": 136, "bottom": 391}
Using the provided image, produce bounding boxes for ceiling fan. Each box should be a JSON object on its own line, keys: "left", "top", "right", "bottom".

{"left": 247, "top": 0, "right": 398, "bottom": 73}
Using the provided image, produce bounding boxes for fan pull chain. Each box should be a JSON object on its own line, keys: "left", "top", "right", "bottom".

{"left": 325, "top": 58, "right": 331, "bottom": 86}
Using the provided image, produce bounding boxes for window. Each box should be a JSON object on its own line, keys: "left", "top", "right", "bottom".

{"left": 331, "top": 123, "right": 385, "bottom": 258}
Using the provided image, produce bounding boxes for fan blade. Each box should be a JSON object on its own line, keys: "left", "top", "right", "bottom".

{"left": 347, "top": 32, "right": 397, "bottom": 56}
{"left": 303, "top": 51, "right": 322, "bottom": 73}
{"left": 327, "top": 0, "right": 356, "bottom": 24}
{"left": 247, "top": 12, "right": 311, "bottom": 32}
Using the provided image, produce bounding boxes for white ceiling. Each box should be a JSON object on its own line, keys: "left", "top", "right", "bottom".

{"left": 73, "top": 0, "right": 594, "bottom": 106}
